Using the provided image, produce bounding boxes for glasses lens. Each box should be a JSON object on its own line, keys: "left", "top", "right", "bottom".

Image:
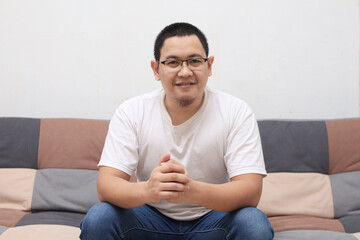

{"left": 188, "top": 59, "right": 204, "bottom": 68}
{"left": 165, "top": 60, "right": 181, "bottom": 68}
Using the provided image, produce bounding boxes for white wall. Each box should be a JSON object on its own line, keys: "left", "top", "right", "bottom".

{"left": 0, "top": 0, "right": 359, "bottom": 120}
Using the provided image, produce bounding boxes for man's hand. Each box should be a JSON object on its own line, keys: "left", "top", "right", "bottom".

{"left": 142, "top": 154, "right": 191, "bottom": 203}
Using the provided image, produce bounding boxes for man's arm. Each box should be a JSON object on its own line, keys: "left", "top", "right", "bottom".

{"left": 98, "top": 155, "right": 262, "bottom": 212}
{"left": 97, "top": 154, "right": 190, "bottom": 208}
{"left": 97, "top": 166, "right": 145, "bottom": 208}
{"left": 167, "top": 173, "right": 263, "bottom": 212}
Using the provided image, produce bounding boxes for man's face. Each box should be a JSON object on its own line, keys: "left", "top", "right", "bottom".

{"left": 151, "top": 35, "right": 214, "bottom": 108}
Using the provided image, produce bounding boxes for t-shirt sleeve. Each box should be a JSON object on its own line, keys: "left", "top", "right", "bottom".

{"left": 225, "top": 102, "right": 267, "bottom": 179}
{"left": 98, "top": 105, "right": 139, "bottom": 176}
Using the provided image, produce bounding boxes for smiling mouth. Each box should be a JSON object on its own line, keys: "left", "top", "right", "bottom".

{"left": 175, "top": 82, "right": 195, "bottom": 87}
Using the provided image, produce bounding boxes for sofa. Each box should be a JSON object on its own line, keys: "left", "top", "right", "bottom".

{"left": 0, "top": 117, "right": 359, "bottom": 240}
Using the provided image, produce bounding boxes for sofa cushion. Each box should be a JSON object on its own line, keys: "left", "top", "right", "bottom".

{"left": 339, "top": 215, "right": 360, "bottom": 234}
{"left": 0, "top": 118, "right": 40, "bottom": 169}
{"left": 0, "top": 226, "right": 7, "bottom": 235}
{"left": 38, "top": 118, "right": 109, "bottom": 170}
{"left": 326, "top": 119, "right": 360, "bottom": 174}
{"left": 274, "top": 230, "right": 358, "bottom": 240}
{"left": 0, "top": 209, "right": 29, "bottom": 227}
{"left": 0, "top": 225, "right": 81, "bottom": 240}
{"left": 269, "top": 215, "right": 346, "bottom": 233}
{"left": 330, "top": 171, "right": 360, "bottom": 218}
{"left": 258, "top": 120, "right": 329, "bottom": 173}
{"left": 0, "top": 169, "right": 36, "bottom": 211}
{"left": 31, "top": 168, "right": 98, "bottom": 213}
{"left": 15, "top": 211, "right": 85, "bottom": 228}
{"left": 258, "top": 172, "right": 334, "bottom": 218}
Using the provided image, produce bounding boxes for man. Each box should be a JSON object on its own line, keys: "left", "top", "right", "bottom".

{"left": 80, "top": 22, "right": 274, "bottom": 240}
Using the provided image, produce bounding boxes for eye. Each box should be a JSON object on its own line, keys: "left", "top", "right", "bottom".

{"left": 189, "top": 59, "right": 201, "bottom": 64}
{"left": 188, "top": 58, "right": 203, "bottom": 67}
{"left": 165, "top": 60, "right": 180, "bottom": 68}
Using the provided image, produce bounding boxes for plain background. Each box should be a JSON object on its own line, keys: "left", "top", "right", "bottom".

{"left": 0, "top": 0, "right": 359, "bottom": 120}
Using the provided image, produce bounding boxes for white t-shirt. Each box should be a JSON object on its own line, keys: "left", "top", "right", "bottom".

{"left": 98, "top": 87, "right": 266, "bottom": 221}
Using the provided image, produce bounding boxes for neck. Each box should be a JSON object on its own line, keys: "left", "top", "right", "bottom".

{"left": 164, "top": 93, "right": 205, "bottom": 126}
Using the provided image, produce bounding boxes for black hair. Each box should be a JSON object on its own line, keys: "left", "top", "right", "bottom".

{"left": 153, "top": 22, "right": 209, "bottom": 61}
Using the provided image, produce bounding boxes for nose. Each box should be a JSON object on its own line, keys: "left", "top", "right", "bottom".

{"left": 177, "top": 61, "right": 193, "bottom": 77}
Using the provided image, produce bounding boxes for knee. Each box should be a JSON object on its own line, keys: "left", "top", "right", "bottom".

{"left": 81, "top": 202, "right": 117, "bottom": 228}
{"left": 80, "top": 202, "right": 119, "bottom": 239}
{"left": 232, "top": 207, "right": 274, "bottom": 240}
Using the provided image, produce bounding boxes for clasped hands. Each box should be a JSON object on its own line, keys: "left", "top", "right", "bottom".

{"left": 144, "top": 153, "right": 193, "bottom": 204}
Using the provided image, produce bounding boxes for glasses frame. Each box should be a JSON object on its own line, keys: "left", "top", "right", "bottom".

{"left": 158, "top": 57, "right": 208, "bottom": 71}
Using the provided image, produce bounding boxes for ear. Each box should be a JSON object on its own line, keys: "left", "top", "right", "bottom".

{"left": 151, "top": 60, "right": 161, "bottom": 81}
{"left": 207, "top": 56, "right": 214, "bottom": 77}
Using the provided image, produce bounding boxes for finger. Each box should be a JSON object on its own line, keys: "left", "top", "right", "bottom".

{"left": 160, "top": 182, "right": 187, "bottom": 192}
{"left": 159, "top": 153, "right": 171, "bottom": 166}
{"left": 159, "top": 191, "right": 183, "bottom": 200}
{"left": 160, "top": 172, "right": 190, "bottom": 184}
{"left": 160, "top": 161, "right": 186, "bottom": 174}
{"left": 165, "top": 159, "right": 185, "bottom": 167}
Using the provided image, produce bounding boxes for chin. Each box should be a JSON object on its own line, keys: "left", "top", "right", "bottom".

{"left": 176, "top": 98, "right": 195, "bottom": 108}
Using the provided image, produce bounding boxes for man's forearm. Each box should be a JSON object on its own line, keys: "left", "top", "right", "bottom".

{"left": 168, "top": 174, "right": 263, "bottom": 212}
{"left": 98, "top": 173, "right": 148, "bottom": 209}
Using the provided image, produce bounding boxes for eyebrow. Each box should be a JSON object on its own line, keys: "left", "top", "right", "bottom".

{"left": 164, "top": 53, "right": 204, "bottom": 60}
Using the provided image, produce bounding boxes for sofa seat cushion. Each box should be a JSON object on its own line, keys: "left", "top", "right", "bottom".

{"left": 0, "top": 224, "right": 80, "bottom": 240}
{"left": 0, "top": 209, "right": 29, "bottom": 227}
{"left": 274, "top": 230, "right": 359, "bottom": 240}
{"left": 269, "top": 215, "right": 345, "bottom": 233}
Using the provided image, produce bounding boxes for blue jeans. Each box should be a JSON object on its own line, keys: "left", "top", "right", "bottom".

{"left": 80, "top": 202, "right": 274, "bottom": 240}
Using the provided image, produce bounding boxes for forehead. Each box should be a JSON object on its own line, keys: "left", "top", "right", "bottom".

{"left": 160, "top": 35, "right": 206, "bottom": 59}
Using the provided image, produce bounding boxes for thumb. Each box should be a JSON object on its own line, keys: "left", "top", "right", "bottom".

{"left": 159, "top": 153, "right": 171, "bottom": 166}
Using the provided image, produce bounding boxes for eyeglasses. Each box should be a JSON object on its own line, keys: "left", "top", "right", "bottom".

{"left": 159, "top": 58, "right": 208, "bottom": 71}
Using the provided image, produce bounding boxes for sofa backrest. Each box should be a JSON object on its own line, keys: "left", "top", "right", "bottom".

{"left": 257, "top": 119, "right": 360, "bottom": 233}
{"left": 0, "top": 118, "right": 109, "bottom": 216}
